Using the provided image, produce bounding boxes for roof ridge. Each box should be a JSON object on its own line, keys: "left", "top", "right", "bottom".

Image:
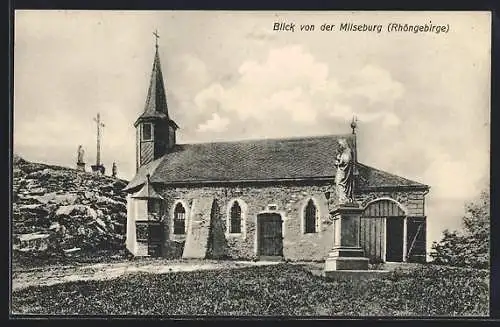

{"left": 177, "top": 133, "right": 354, "bottom": 147}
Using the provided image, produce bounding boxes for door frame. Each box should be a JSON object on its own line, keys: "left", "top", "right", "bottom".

{"left": 384, "top": 216, "right": 407, "bottom": 263}
{"left": 254, "top": 211, "right": 285, "bottom": 258}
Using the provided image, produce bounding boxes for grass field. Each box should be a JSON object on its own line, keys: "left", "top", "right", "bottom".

{"left": 11, "top": 263, "right": 489, "bottom": 316}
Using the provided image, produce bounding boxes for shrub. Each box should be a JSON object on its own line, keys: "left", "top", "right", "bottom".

{"left": 430, "top": 189, "right": 489, "bottom": 269}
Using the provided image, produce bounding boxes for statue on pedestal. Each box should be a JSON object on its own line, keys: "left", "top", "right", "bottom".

{"left": 76, "top": 145, "right": 86, "bottom": 172}
{"left": 334, "top": 138, "right": 354, "bottom": 205}
{"left": 77, "top": 145, "right": 85, "bottom": 164}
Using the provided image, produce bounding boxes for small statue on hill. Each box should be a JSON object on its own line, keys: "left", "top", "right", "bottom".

{"left": 112, "top": 162, "right": 117, "bottom": 178}
{"left": 77, "top": 145, "right": 85, "bottom": 163}
{"left": 76, "top": 145, "right": 86, "bottom": 172}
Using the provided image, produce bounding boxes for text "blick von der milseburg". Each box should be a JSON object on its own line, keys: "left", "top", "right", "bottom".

{"left": 273, "top": 21, "right": 450, "bottom": 34}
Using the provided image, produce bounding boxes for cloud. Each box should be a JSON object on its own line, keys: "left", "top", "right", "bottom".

{"left": 197, "top": 113, "right": 230, "bottom": 132}
{"left": 193, "top": 45, "right": 405, "bottom": 129}
{"left": 422, "top": 151, "right": 489, "bottom": 200}
{"left": 170, "top": 54, "right": 210, "bottom": 102}
{"left": 346, "top": 64, "right": 405, "bottom": 104}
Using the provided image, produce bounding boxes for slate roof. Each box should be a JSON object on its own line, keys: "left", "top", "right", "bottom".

{"left": 356, "top": 163, "right": 428, "bottom": 190}
{"left": 124, "top": 134, "right": 429, "bottom": 192}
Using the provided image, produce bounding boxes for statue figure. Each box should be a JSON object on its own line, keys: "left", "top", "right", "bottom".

{"left": 112, "top": 162, "right": 117, "bottom": 178}
{"left": 334, "top": 138, "right": 354, "bottom": 205}
{"left": 77, "top": 145, "right": 85, "bottom": 164}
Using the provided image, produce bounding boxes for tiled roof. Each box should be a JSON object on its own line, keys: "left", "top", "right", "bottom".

{"left": 124, "top": 134, "right": 429, "bottom": 192}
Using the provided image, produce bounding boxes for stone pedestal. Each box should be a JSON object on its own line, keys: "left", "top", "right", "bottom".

{"left": 325, "top": 203, "right": 369, "bottom": 271}
{"left": 91, "top": 164, "right": 105, "bottom": 175}
{"left": 76, "top": 162, "right": 86, "bottom": 172}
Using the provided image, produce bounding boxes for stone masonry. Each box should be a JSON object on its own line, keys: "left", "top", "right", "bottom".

{"left": 141, "top": 182, "right": 424, "bottom": 261}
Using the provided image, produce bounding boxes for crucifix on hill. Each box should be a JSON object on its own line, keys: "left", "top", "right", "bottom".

{"left": 91, "top": 113, "right": 106, "bottom": 175}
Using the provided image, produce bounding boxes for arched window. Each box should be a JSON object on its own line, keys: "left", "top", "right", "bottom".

{"left": 230, "top": 201, "right": 242, "bottom": 234}
{"left": 304, "top": 199, "right": 317, "bottom": 233}
{"left": 173, "top": 202, "right": 186, "bottom": 235}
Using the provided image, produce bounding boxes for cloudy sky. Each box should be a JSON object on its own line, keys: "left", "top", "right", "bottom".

{"left": 14, "top": 11, "right": 490, "bottom": 250}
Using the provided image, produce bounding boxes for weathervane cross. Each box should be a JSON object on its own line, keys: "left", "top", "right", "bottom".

{"left": 351, "top": 115, "right": 358, "bottom": 135}
{"left": 153, "top": 30, "right": 160, "bottom": 48}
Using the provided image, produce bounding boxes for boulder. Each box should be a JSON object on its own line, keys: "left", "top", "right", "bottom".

{"left": 55, "top": 204, "right": 97, "bottom": 220}
{"left": 34, "top": 192, "right": 78, "bottom": 205}
{"left": 29, "top": 187, "right": 47, "bottom": 196}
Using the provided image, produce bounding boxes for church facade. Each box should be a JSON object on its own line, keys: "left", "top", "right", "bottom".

{"left": 123, "top": 45, "right": 430, "bottom": 263}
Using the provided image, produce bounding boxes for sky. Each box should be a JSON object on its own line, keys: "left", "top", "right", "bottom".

{"left": 13, "top": 11, "right": 491, "bottom": 251}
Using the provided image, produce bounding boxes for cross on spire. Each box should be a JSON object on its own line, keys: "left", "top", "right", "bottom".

{"left": 93, "top": 113, "right": 105, "bottom": 166}
{"left": 153, "top": 29, "right": 160, "bottom": 48}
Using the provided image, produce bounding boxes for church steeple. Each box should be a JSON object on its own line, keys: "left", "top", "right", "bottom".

{"left": 134, "top": 31, "right": 179, "bottom": 171}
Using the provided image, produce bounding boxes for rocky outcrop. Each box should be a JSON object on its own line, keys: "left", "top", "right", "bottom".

{"left": 12, "top": 156, "right": 129, "bottom": 259}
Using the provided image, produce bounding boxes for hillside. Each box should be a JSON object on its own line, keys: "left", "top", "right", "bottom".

{"left": 12, "top": 155, "right": 130, "bottom": 265}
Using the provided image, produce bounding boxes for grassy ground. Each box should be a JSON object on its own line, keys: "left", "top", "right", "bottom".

{"left": 11, "top": 263, "right": 488, "bottom": 316}
{"left": 12, "top": 249, "right": 130, "bottom": 271}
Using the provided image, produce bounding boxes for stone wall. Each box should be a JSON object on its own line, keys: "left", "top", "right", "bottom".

{"left": 155, "top": 182, "right": 336, "bottom": 261}
{"left": 126, "top": 182, "right": 428, "bottom": 261}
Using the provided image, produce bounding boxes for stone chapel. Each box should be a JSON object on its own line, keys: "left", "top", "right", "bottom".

{"left": 123, "top": 43, "right": 430, "bottom": 264}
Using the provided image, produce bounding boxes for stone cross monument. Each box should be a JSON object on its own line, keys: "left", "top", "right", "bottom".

{"left": 91, "top": 113, "right": 106, "bottom": 175}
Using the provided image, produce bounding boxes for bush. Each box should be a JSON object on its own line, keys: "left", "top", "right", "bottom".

{"left": 431, "top": 189, "right": 489, "bottom": 269}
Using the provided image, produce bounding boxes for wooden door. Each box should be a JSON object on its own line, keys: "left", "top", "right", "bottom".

{"left": 258, "top": 213, "right": 283, "bottom": 257}
{"left": 362, "top": 200, "right": 406, "bottom": 263}
{"left": 406, "top": 217, "right": 426, "bottom": 263}
{"left": 360, "top": 217, "right": 385, "bottom": 263}
{"left": 386, "top": 217, "right": 404, "bottom": 262}
{"left": 147, "top": 223, "right": 163, "bottom": 257}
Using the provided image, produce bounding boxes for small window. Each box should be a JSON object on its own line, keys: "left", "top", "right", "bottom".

{"left": 147, "top": 200, "right": 163, "bottom": 221}
{"left": 267, "top": 204, "right": 278, "bottom": 211}
{"left": 305, "top": 199, "right": 317, "bottom": 233}
{"left": 230, "top": 201, "right": 242, "bottom": 234}
{"left": 142, "top": 123, "right": 153, "bottom": 141}
{"left": 173, "top": 203, "right": 186, "bottom": 235}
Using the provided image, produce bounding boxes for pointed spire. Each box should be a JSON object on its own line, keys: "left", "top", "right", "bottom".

{"left": 136, "top": 31, "right": 170, "bottom": 124}
{"left": 134, "top": 31, "right": 179, "bottom": 130}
